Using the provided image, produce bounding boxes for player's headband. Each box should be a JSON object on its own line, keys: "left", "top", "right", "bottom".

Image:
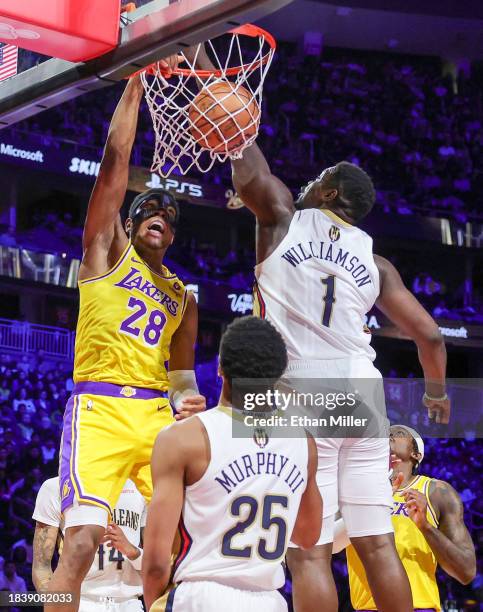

{"left": 129, "top": 188, "right": 180, "bottom": 230}
{"left": 393, "top": 425, "right": 425, "bottom": 462}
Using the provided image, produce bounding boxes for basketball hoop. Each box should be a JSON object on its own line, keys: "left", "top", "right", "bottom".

{"left": 139, "top": 24, "right": 276, "bottom": 177}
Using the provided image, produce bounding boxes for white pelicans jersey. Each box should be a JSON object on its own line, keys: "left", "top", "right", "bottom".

{"left": 33, "top": 478, "right": 145, "bottom": 599}
{"left": 254, "top": 209, "right": 380, "bottom": 361}
{"left": 173, "top": 406, "right": 309, "bottom": 591}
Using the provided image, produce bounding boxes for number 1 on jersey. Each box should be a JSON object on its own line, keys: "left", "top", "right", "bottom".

{"left": 321, "top": 275, "right": 336, "bottom": 327}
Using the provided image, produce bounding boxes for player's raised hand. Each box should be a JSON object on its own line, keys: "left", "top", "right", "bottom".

{"left": 423, "top": 393, "right": 450, "bottom": 425}
{"left": 102, "top": 523, "right": 140, "bottom": 561}
{"left": 403, "top": 489, "right": 429, "bottom": 530}
{"left": 174, "top": 394, "right": 206, "bottom": 420}
{"left": 158, "top": 54, "right": 184, "bottom": 77}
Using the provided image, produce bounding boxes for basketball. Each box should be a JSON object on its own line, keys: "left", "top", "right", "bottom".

{"left": 188, "top": 80, "right": 260, "bottom": 154}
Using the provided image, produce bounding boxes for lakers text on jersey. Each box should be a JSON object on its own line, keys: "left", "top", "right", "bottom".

{"left": 75, "top": 241, "right": 187, "bottom": 390}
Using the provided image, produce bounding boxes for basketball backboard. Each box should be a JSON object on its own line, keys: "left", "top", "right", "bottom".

{"left": 0, "top": 0, "right": 293, "bottom": 128}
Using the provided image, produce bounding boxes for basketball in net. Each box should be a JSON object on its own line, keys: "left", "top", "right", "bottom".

{"left": 189, "top": 81, "right": 260, "bottom": 154}
{"left": 139, "top": 24, "right": 276, "bottom": 177}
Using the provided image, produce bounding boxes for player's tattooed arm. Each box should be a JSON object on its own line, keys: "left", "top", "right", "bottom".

{"left": 32, "top": 522, "right": 58, "bottom": 592}
{"left": 80, "top": 77, "right": 144, "bottom": 280}
{"left": 374, "top": 255, "right": 449, "bottom": 424}
{"left": 405, "top": 480, "right": 476, "bottom": 584}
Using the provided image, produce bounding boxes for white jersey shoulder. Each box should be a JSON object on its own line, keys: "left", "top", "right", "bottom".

{"left": 254, "top": 208, "right": 379, "bottom": 361}
{"left": 33, "top": 478, "right": 145, "bottom": 599}
{"left": 173, "top": 406, "right": 308, "bottom": 591}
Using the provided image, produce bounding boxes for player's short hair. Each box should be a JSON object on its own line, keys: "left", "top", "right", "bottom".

{"left": 306, "top": 161, "right": 375, "bottom": 223}
{"left": 330, "top": 161, "right": 375, "bottom": 222}
{"left": 219, "top": 316, "right": 287, "bottom": 385}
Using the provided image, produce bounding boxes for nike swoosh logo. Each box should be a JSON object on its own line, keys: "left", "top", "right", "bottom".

{"left": 131, "top": 257, "right": 143, "bottom": 264}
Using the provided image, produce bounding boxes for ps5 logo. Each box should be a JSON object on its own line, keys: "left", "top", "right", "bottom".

{"left": 228, "top": 293, "right": 253, "bottom": 314}
{"left": 146, "top": 173, "right": 203, "bottom": 198}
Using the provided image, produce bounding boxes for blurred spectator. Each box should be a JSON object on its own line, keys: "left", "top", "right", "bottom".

{"left": 0, "top": 562, "right": 26, "bottom": 593}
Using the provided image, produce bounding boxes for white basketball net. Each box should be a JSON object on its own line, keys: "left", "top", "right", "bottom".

{"left": 140, "top": 25, "right": 276, "bottom": 178}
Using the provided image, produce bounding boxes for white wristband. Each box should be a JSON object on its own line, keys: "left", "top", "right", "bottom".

{"left": 129, "top": 547, "right": 143, "bottom": 571}
{"left": 168, "top": 369, "right": 199, "bottom": 411}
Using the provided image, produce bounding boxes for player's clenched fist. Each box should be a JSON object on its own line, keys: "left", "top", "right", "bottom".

{"left": 102, "top": 523, "right": 141, "bottom": 561}
{"left": 174, "top": 394, "right": 206, "bottom": 420}
{"left": 403, "top": 489, "right": 429, "bottom": 530}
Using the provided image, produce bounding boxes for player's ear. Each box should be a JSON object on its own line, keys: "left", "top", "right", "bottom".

{"left": 320, "top": 187, "right": 338, "bottom": 202}
{"left": 125, "top": 217, "right": 133, "bottom": 235}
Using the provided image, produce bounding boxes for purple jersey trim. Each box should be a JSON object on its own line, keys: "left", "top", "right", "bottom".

{"left": 72, "top": 381, "right": 168, "bottom": 400}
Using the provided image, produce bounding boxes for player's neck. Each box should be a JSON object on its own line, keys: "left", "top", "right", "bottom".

{"left": 134, "top": 244, "right": 166, "bottom": 274}
{"left": 319, "top": 205, "right": 354, "bottom": 225}
{"left": 395, "top": 464, "right": 419, "bottom": 490}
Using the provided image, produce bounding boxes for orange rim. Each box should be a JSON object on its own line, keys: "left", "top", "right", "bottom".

{"left": 136, "top": 24, "right": 276, "bottom": 80}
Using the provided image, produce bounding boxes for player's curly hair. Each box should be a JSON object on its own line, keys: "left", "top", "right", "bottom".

{"left": 219, "top": 316, "right": 288, "bottom": 385}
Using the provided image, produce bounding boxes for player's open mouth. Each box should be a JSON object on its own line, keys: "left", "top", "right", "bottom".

{"left": 147, "top": 220, "right": 165, "bottom": 236}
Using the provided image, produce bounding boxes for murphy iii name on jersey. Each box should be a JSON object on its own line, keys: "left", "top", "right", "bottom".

{"left": 115, "top": 266, "right": 179, "bottom": 315}
{"left": 214, "top": 450, "right": 305, "bottom": 495}
{"left": 281, "top": 241, "right": 373, "bottom": 288}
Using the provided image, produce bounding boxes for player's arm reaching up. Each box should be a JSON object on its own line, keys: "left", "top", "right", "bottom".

{"left": 374, "top": 255, "right": 450, "bottom": 424}
{"left": 79, "top": 76, "right": 143, "bottom": 281}
{"left": 80, "top": 59, "right": 179, "bottom": 282}
{"left": 189, "top": 45, "right": 294, "bottom": 262}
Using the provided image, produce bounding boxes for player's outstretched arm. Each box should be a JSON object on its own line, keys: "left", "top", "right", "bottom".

{"left": 231, "top": 143, "right": 295, "bottom": 225}
{"left": 290, "top": 435, "right": 322, "bottom": 549}
{"left": 32, "top": 522, "right": 58, "bottom": 592}
{"left": 143, "top": 425, "right": 185, "bottom": 609}
{"left": 188, "top": 44, "right": 294, "bottom": 259}
{"left": 374, "top": 255, "right": 449, "bottom": 424}
{"left": 404, "top": 480, "right": 476, "bottom": 584}
{"left": 169, "top": 292, "right": 206, "bottom": 419}
{"left": 80, "top": 77, "right": 144, "bottom": 280}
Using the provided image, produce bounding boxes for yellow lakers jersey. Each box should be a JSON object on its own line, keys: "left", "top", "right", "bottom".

{"left": 347, "top": 474, "right": 440, "bottom": 611}
{"left": 74, "top": 243, "right": 187, "bottom": 390}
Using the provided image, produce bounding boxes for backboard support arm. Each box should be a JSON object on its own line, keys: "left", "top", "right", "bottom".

{"left": 0, "top": 0, "right": 292, "bottom": 128}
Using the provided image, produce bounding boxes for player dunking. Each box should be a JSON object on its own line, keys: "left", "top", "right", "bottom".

{"left": 188, "top": 45, "right": 449, "bottom": 611}
{"left": 342, "top": 425, "right": 476, "bottom": 611}
{"left": 226, "top": 129, "right": 451, "bottom": 610}
{"left": 33, "top": 478, "right": 146, "bottom": 611}
{"left": 47, "top": 68, "right": 205, "bottom": 612}
{"left": 142, "top": 317, "right": 322, "bottom": 611}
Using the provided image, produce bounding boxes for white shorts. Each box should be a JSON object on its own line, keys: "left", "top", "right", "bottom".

{"left": 156, "top": 581, "right": 288, "bottom": 612}
{"left": 285, "top": 357, "right": 392, "bottom": 544}
{"left": 79, "top": 596, "right": 143, "bottom": 612}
